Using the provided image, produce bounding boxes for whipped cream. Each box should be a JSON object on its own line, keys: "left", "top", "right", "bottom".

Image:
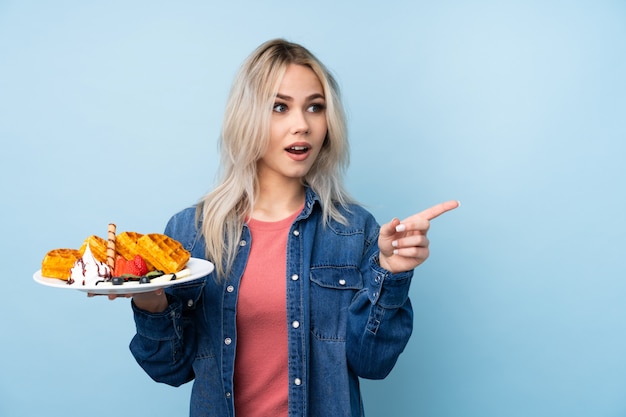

{"left": 69, "top": 243, "right": 111, "bottom": 285}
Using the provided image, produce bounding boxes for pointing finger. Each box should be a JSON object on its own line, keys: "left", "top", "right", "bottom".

{"left": 415, "top": 200, "right": 460, "bottom": 222}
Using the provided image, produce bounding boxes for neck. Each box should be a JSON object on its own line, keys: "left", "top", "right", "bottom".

{"left": 251, "top": 177, "right": 305, "bottom": 222}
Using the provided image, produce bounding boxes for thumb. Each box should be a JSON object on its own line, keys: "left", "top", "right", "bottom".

{"left": 379, "top": 217, "right": 401, "bottom": 243}
{"left": 378, "top": 218, "right": 401, "bottom": 261}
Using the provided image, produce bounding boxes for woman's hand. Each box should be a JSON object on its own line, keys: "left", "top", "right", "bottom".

{"left": 378, "top": 200, "right": 459, "bottom": 273}
{"left": 88, "top": 290, "right": 169, "bottom": 313}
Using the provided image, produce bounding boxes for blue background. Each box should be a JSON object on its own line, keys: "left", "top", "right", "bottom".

{"left": 1, "top": 1, "right": 625, "bottom": 416}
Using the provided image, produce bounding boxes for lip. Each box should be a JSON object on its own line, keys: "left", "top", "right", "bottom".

{"left": 284, "top": 141, "right": 312, "bottom": 161}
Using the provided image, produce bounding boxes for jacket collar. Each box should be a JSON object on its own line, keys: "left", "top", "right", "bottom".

{"left": 299, "top": 186, "right": 322, "bottom": 220}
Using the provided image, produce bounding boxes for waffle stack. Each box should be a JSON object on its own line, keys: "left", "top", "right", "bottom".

{"left": 41, "top": 228, "right": 191, "bottom": 280}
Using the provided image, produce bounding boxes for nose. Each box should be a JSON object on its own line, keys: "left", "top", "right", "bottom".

{"left": 290, "top": 109, "right": 310, "bottom": 135}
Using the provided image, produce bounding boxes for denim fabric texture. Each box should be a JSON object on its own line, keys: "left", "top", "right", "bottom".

{"left": 130, "top": 187, "right": 414, "bottom": 417}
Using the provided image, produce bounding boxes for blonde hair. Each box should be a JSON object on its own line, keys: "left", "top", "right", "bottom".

{"left": 198, "top": 39, "right": 353, "bottom": 279}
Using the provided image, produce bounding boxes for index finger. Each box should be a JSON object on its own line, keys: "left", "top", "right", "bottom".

{"left": 416, "top": 200, "right": 460, "bottom": 221}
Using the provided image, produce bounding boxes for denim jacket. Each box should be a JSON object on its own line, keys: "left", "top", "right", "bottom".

{"left": 130, "top": 187, "right": 414, "bottom": 417}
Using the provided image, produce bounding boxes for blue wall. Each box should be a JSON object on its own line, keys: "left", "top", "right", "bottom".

{"left": 1, "top": 1, "right": 625, "bottom": 416}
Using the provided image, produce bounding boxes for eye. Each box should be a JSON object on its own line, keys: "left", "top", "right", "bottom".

{"left": 273, "top": 103, "right": 288, "bottom": 113}
{"left": 307, "top": 103, "right": 326, "bottom": 113}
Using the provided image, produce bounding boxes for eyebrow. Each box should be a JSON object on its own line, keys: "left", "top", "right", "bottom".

{"left": 275, "top": 93, "right": 325, "bottom": 101}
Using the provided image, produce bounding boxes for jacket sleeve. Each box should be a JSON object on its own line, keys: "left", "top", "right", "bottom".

{"left": 129, "top": 207, "right": 204, "bottom": 387}
{"left": 129, "top": 292, "right": 199, "bottom": 386}
{"left": 346, "top": 222, "right": 414, "bottom": 380}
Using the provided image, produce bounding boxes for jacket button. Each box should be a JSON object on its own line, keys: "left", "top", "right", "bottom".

{"left": 291, "top": 274, "right": 299, "bottom": 281}
{"left": 338, "top": 279, "right": 346, "bottom": 286}
{"left": 227, "top": 285, "right": 234, "bottom": 293}
{"left": 294, "top": 378, "right": 302, "bottom": 386}
{"left": 292, "top": 320, "right": 300, "bottom": 329}
{"left": 187, "top": 299, "right": 194, "bottom": 307}
{"left": 224, "top": 338, "right": 232, "bottom": 345}
{"left": 225, "top": 391, "right": 232, "bottom": 398}
{"left": 292, "top": 230, "right": 300, "bottom": 236}
{"left": 239, "top": 240, "right": 247, "bottom": 246}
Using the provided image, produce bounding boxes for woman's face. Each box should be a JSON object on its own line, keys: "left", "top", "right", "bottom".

{"left": 258, "top": 64, "right": 327, "bottom": 185}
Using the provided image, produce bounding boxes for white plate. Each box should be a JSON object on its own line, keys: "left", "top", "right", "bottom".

{"left": 33, "top": 257, "right": 214, "bottom": 295}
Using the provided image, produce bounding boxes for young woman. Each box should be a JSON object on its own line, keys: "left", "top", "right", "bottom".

{"left": 128, "top": 39, "right": 458, "bottom": 417}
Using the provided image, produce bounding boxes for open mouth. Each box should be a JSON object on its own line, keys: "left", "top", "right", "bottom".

{"left": 285, "top": 146, "right": 309, "bottom": 155}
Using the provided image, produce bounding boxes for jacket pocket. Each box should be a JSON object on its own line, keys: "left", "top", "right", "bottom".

{"left": 309, "top": 267, "right": 363, "bottom": 341}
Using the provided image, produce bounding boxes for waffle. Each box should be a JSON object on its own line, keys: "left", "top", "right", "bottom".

{"left": 41, "top": 249, "right": 82, "bottom": 280}
{"left": 116, "top": 231, "right": 144, "bottom": 261}
{"left": 79, "top": 235, "right": 108, "bottom": 263}
{"left": 136, "top": 233, "right": 190, "bottom": 274}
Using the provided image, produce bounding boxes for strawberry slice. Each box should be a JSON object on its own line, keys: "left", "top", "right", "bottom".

{"left": 130, "top": 255, "right": 149, "bottom": 276}
{"left": 113, "top": 255, "right": 128, "bottom": 277}
{"left": 112, "top": 254, "right": 149, "bottom": 277}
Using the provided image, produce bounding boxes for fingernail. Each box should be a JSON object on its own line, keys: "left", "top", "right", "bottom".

{"left": 395, "top": 224, "right": 406, "bottom": 232}
{"left": 392, "top": 240, "right": 398, "bottom": 248}
{"left": 393, "top": 249, "right": 399, "bottom": 255}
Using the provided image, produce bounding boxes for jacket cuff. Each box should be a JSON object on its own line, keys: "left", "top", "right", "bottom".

{"left": 369, "top": 254, "right": 414, "bottom": 308}
{"left": 132, "top": 296, "right": 182, "bottom": 341}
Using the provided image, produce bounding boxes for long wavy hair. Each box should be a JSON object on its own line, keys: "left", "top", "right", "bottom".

{"left": 198, "top": 38, "right": 353, "bottom": 279}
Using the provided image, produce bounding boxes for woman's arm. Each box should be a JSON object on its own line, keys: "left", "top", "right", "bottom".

{"left": 346, "top": 200, "right": 459, "bottom": 379}
{"left": 346, "top": 256, "right": 414, "bottom": 379}
{"left": 129, "top": 293, "right": 199, "bottom": 387}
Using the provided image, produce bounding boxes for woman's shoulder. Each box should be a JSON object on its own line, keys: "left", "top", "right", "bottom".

{"left": 163, "top": 205, "right": 208, "bottom": 257}
{"left": 164, "top": 205, "right": 201, "bottom": 243}
{"left": 168, "top": 205, "right": 198, "bottom": 222}
{"left": 328, "top": 201, "right": 379, "bottom": 232}
{"left": 337, "top": 201, "right": 375, "bottom": 220}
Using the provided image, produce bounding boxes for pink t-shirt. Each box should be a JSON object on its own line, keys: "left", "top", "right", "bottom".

{"left": 234, "top": 209, "right": 301, "bottom": 416}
